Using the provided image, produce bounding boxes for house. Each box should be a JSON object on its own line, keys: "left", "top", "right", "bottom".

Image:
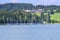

{"left": 24, "top": 10, "right": 32, "bottom": 12}
{"left": 24, "top": 9, "right": 44, "bottom": 14}
{"left": 31, "top": 9, "right": 44, "bottom": 14}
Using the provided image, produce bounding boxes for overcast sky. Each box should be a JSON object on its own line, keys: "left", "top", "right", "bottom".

{"left": 0, "top": 0, "right": 60, "bottom": 5}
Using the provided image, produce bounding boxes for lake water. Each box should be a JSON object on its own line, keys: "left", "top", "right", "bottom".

{"left": 0, "top": 24, "right": 60, "bottom": 40}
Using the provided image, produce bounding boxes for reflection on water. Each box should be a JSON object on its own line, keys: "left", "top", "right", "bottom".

{"left": 0, "top": 24, "right": 60, "bottom": 40}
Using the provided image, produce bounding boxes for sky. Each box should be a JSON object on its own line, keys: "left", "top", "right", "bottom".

{"left": 0, "top": 0, "right": 60, "bottom": 5}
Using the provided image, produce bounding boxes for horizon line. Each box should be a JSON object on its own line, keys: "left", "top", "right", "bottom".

{"left": 0, "top": 3, "right": 60, "bottom": 6}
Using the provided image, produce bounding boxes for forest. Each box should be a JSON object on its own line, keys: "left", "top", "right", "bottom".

{"left": 0, "top": 3, "right": 60, "bottom": 24}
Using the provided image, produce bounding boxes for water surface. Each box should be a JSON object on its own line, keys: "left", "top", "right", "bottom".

{"left": 0, "top": 24, "right": 60, "bottom": 40}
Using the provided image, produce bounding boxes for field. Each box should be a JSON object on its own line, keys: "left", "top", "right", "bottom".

{"left": 35, "top": 12, "right": 60, "bottom": 21}
{"left": 50, "top": 13, "right": 60, "bottom": 21}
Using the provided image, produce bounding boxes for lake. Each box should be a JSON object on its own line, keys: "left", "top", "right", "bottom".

{"left": 0, "top": 24, "right": 60, "bottom": 40}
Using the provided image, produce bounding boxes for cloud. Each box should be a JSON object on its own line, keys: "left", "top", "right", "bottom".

{"left": 37, "top": 0, "right": 57, "bottom": 5}
{"left": 20, "top": 0, "right": 57, "bottom": 5}
{"left": 9, "top": 0, "right": 60, "bottom": 5}
{"left": 10, "top": 0, "right": 19, "bottom": 3}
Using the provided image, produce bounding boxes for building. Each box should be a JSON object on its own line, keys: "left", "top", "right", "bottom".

{"left": 24, "top": 9, "right": 44, "bottom": 14}
{"left": 24, "top": 10, "right": 32, "bottom": 12}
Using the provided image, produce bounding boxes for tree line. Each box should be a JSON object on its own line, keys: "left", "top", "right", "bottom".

{"left": 0, "top": 10, "right": 41, "bottom": 24}
{"left": 0, "top": 9, "right": 52, "bottom": 24}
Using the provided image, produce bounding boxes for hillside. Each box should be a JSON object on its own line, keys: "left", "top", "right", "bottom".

{"left": 0, "top": 3, "right": 60, "bottom": 12}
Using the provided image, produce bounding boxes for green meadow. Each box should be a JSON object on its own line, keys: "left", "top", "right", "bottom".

{"left": 36, "top": 12, "right": 60, "bottom": 23}
{"left": 50, "top": 13, "right": 60, "bottom": 21}
{"left": 35, "top": 12, "right": 60, "bottom": 21}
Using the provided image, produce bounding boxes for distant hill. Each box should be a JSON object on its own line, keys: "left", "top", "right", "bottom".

{"left": 0, "top": 3, "right": 35, "bottom": 10}
{"left": 0, "top": 3, "right": 60, "bottom": 12}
